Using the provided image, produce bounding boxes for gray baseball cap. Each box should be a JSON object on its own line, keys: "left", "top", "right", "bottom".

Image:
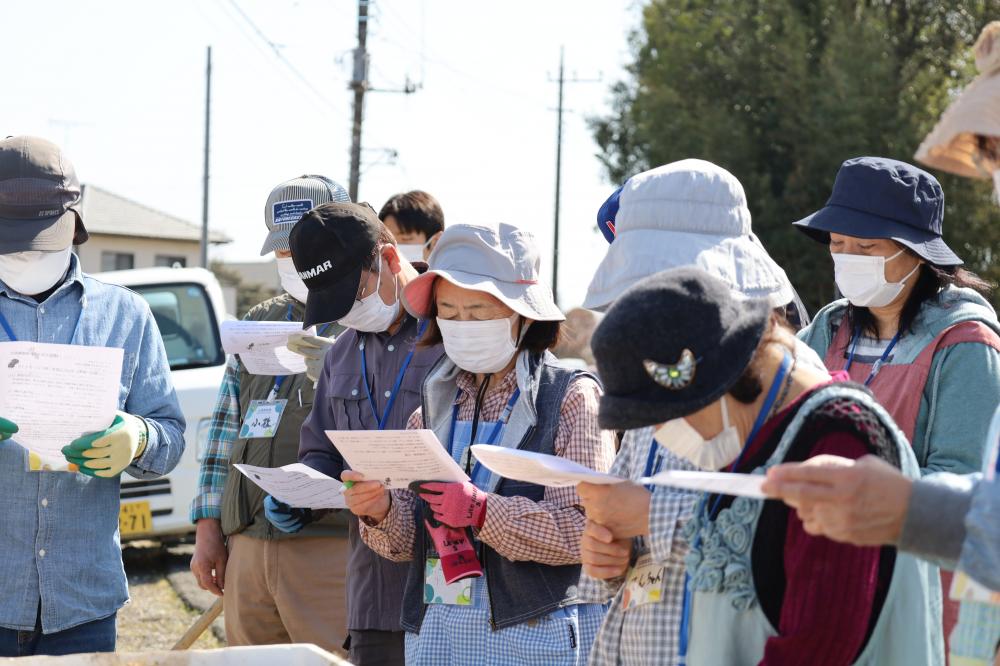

{"left": 0, "top": 136, "right": 88, "bottom": 254}
{"left": 261, "top": 175, "right": 350, "bottom": 255}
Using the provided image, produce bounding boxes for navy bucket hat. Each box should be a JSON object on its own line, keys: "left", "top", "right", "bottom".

{"left": 793, "top": 156, "right": 962, "bottom": 267}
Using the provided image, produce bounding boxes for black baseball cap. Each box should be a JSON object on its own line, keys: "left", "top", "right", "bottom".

{"left": 0, "top": 136, "right": 89, "bottom": 253}
{"left": 289, "top": 201, "right": 383, "bottom": 327}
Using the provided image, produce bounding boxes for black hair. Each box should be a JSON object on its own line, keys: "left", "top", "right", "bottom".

{"left": 379, "top": 191, "right": 445, "bottom": 239}
{"left": 728, "top": 312, "right": 795, "bottom": 404}
{"left": 846, "top": 258, "right": 993, "bottom": 340}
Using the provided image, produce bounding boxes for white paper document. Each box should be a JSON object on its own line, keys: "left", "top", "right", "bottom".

{"left": 470, "top": 444, "right": 624, "bottom": 487}
{"left": 0, "top": 341, "right": 123, "bottom": 470}
{"left": 220, "top": 320, "right": 315, "bottom": 376}
{"left": 324, "top": 429, "right": 469, "bottom": 489}
{"left": 640, "top": 470, "right": 766, "bottom": 498}
{"left": 234, "top": 463, "right": 347, "bottom": 509}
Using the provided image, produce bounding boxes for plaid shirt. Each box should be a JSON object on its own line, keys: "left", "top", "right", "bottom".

{"left": 579, "top": 426, "right": 699, "bottom": 666}
{"left": 361, "top": 368, "right": 617, "bottom": 565}
{"left": 190, "top": 356, "right": 241, "bottom": 522}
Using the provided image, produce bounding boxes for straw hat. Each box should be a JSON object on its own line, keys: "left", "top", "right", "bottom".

{"left": 915, "top": 22, "right": 1000, "bottom": 179}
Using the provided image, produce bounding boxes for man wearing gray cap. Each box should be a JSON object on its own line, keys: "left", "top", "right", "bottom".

{"left": 189, "top": 175, "right": 350, "bottom": 651}
{"left": 0, "top": 138, "right": 185, "bottom": 657}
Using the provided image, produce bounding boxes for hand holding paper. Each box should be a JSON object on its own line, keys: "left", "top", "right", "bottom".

{"left": 221, "top": 320, "right": 316, "bottom": 376}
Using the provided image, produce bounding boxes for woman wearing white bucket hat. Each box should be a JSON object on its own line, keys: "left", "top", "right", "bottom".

{"left": 342, "top": 222, "right": 616, "bottom": 665}
{"left": 575, "top": 159, "right": 830, "bottom": 665}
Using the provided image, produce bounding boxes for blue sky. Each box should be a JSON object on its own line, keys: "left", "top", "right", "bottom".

{"left": 6, "top": 0, "right": 636, "bottom": 308}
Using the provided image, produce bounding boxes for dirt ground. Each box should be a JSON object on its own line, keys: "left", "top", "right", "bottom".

{"left": 117, "top": 542, "right": 224, "bottom": 652}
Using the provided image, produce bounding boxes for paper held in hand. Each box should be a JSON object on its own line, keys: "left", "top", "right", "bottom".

{"left": 220, "top": 320, "right": 315, "bottom": 376}
{"left": 234, "top": 463, "right": 347, "bottom": 509}
{"left": 324, "top": 429, "right": 469, "bottom": 489}
{"left": 0, "top": 341, "right": 123, "bottom": 471}
{"left": 640, "top": 470, "right": 766, "bottom": 498}
{"left": 469, "top": 444, "right": 624, "bottom": 487}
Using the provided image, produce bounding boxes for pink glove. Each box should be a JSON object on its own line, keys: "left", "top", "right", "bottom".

{"left": 425, "top": 519, "right": 483, "bottom": 583}
{"left": 412, "top": 480, "right": 488, "bottom": 529}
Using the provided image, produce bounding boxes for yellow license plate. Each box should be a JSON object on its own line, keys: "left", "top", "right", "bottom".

{"left": 119, "top": 501, "right": 152, "bottom": 537}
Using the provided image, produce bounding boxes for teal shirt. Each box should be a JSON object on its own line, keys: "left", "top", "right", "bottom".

{"left": 799, "top": 286, "right": 1000, "bottom": 477}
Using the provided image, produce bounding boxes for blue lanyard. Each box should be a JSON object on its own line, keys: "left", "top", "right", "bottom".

{"left": 0, "top": 298, "right": 85, "bottom": 345}
{"left": 448, "top": 387, "right": 521, "bottom": 482}
{"left": 642, "top": 439, "right": 663, "bottom": 492}
{"left": 678, "top": 351, "right": 792, "bottom": 663}
{"left": 360, "top": 319, "right": 427, "bottom": 431}
{"left": 844, "top": 325, "right": 902, "bottom": 387}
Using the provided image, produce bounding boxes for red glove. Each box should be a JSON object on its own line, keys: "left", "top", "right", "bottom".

{"left": 412, "top": 480, "right": 488, "bottom": 530}
{"left": 424, "top": 518, "right": 483, "bottom": 583}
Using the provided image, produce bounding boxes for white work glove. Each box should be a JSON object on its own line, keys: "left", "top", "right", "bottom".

{"left": 287, "top": 331, "right": 336, "bottom": 382}
{"left": 62, "top": 411, "right": 148, "bottom": 478}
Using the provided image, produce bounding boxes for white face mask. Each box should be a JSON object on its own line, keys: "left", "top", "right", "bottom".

{"left": 396, "top": 243, "right": 425, "bottom": 263}
{"left": 653, "top": 396, "right": 743, "bottom": 471}
{"left": 276, "top": 256, "right": 310, "bottom": 304}
{"left": 0, "top": 247, "right": 73, "bottom": 296}
{"left": 338, "top": 255, "right": 400, "bottom": 332}
{"left": 832, "top": 249, "right": 920, "bottom": 308}
{"left": 437, "top": 314, "right": 520, "bottom": 374}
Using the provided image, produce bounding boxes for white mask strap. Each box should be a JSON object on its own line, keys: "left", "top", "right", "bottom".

{"left": 720, "top": 395, "right": 730, "bottom": 430}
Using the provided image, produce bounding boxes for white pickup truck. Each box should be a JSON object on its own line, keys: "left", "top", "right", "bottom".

{"left": 95, "top": 267, "right": 230, "bottom": 542}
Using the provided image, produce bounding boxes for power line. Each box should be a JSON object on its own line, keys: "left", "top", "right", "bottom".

{"left": 220, "top": 0, "right": 348, "bottom": 120}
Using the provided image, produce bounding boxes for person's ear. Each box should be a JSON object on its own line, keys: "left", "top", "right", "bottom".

{"left": 383, "top": 244, "right": 403, "bottom": 275}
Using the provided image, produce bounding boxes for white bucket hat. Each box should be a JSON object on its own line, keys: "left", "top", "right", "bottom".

{"left": 403, "top": 222, "right": 565, "bottom": 322}
{"left": 915, "top": 22, "right": 1000, "bottom": 178}
{"left": 583, "top": 159, "right": 796, "bottom": 312}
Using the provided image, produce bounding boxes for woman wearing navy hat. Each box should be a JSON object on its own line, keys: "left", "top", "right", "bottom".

{"left": 794, "top": 156, "right": 1000, "bottom": 648}
{"left": 586, "top": 266, "right": 942, "bottom": 665}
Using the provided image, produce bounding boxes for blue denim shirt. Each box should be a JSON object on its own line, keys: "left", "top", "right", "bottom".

{"left": 0, "top": 255, "right": 186, "bottom": 633}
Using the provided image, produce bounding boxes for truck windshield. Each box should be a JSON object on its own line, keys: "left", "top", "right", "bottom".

{"left": 133, "top": 283, "right": 225, "bottom": 371}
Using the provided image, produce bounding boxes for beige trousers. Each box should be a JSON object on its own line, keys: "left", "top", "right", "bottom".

{"left": 224, "top": 533, "right": 349, "bottom": 654}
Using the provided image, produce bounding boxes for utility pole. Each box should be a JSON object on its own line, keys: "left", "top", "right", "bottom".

{"left": 549, "top": 47, "right": 600, "bottom": 306}
{"left": 553, "top": 47, "right": 564, "bottom": 306}
{"left": 348, "top": 0, "right": 369, "bottom": 202}
{"left": 200, "top": 45, "right": 212, "bottom": 269}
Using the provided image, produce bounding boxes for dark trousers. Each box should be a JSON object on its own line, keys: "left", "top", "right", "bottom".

{"left": 0, "top": 609, "right": 116, "bottom": 657}
{"left": 345, "top": 629, "right": 405, "bottom": 666}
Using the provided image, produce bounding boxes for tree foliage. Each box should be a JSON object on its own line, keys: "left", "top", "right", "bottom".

{"left": 592, "top": 0, "right": 1000, "bottom": 313}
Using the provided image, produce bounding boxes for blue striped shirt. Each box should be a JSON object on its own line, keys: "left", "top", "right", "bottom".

{"left": 0, "top": 255, "right": 186, "bottom": 632}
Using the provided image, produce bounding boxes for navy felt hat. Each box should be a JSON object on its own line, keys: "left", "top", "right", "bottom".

{"left": 596, "top": 183, "right": 624, "bottom": 244}
{"left": 591, "top": 266, "right": 771, "bottom": 431}
{"left": 793, "top": 156, "right": 962, "bottom": 267}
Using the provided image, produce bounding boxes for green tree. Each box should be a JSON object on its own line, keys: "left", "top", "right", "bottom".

{"left": 592, "top": 0, "right": 1000, "bottom": 313}
{"left": 210, "top": 261, "right": 278, "bottom": 318}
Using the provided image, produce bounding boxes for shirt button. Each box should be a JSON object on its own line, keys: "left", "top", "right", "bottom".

{"left": 39, "top": 306, "right": 45, "bottom": 314}
{"left": 41, "top": 498, "right": 48, "bottom": 507}
{"left": 38, "top": 549, "right": 46, "bottom": 558}
{"left": 384, "top": 390, "right": 391, "bottom": 398}
{"left": 351, "top": 389, "right": 358, "bottom": 396}
{"left": 387, "top": 344, "right": 395, "bottom": 352}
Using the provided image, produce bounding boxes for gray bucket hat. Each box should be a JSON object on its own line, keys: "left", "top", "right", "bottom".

{"left": 402, "top": 222, "right": 565, "bottom": 322}
{"left": 0, "top": 136, "right": 87, "bottom": 254}
{"left": 260, "top": 175, "right": 350, "bottom": 255}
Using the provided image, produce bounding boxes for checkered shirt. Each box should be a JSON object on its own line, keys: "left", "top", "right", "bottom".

{"left": 579, "top": 426, "right": 699, "bottom": 666}
{"left": 190, "top": 356, "right": 241, "bottom": 522}
{"left": 361, "top": 368, "right": 617, "bottom": 565}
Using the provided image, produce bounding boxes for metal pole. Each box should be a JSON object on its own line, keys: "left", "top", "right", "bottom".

{"left": 553, "top": 46, "right": 564, "bottom": 306}
{"left": 200, "top": 46, "right": 212, "bottom": 268}
{"left": 348, "top": 1, "right": 369, "bottom": 201}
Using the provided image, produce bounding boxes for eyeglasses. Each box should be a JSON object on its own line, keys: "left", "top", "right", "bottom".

{"left": 355, "top": 254, "right": 383, "bottom": 302}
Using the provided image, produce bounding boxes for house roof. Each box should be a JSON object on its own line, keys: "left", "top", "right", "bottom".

{"left": 79, "top": 184, "right": 231, "bottom": 244}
